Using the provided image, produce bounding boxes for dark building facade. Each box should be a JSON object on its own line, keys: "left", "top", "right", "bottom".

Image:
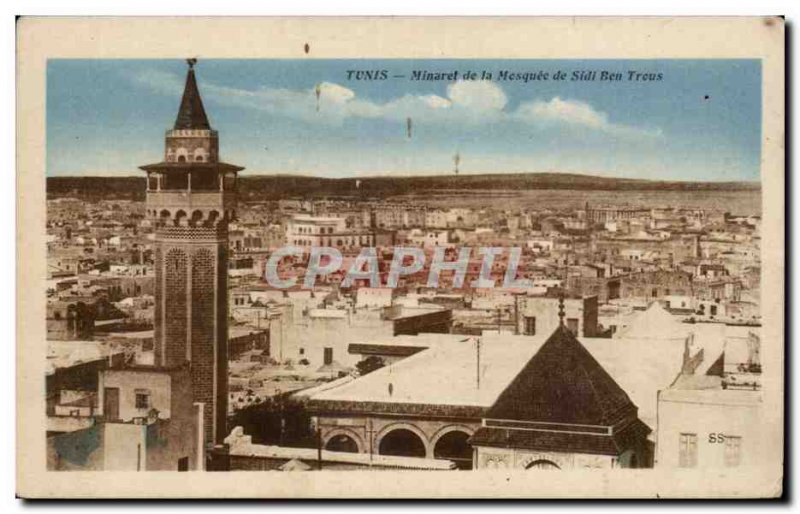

{"left": 140, "top": 60, "right": 243, "bottom": 447}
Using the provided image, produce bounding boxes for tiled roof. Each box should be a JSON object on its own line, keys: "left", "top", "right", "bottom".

{"left": 484, "top": 325, "right": 636, "bottom": 426}
{"left": 139, "top": 161, "right": 244, "bottom": 173}
{"left": 174, "top": 67, "right": 210, "bottom": 130}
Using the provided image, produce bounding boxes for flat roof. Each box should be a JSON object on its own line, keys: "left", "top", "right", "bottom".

{"left": 105, "top": 330, "right": 154, "bottom": 339}
{"left": 290, "top": 215, "right": 342, "bottom": 223}
{"left": 47, "top": 340, "right": 120, "bottom": 375}
{"left": 310, "top": 334, "right": 548, "bottom": 409}
{"left": 659, "top": 387, "right": 762, "bottom": 406}
{"left": 229, "top": 325, "right": 267, "bottom": 337}
{"left": 384, "top": 305, "right": 447, "bottom": 320}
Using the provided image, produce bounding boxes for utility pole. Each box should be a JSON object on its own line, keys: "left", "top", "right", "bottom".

{"left": 277, "top": 309, "right": 285, "bottom": 363}
{"left": 317, "top": 427, "right": 323, "bottom": 470}
{"left": 278, "top": 393, "right": 285, "bottom": 447}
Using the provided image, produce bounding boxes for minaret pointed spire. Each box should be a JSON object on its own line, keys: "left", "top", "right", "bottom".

{"left": 174, "top": 58, "right": 211, "bottom": 130}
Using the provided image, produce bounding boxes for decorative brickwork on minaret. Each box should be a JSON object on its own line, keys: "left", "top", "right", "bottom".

{"left": 140, "top": 59, "right": 243, "bottom": 448}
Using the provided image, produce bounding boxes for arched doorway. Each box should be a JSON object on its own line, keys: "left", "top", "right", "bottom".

{"left": 433, "top": 430, "right": 473, "bottom": 470}
{"left": 525, "top": 459, "right": 560, "bottom": 470}
{"left": 378, "top": 428, "right": 426, "bottom": 458}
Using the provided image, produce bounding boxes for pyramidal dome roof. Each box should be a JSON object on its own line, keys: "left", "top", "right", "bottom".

{"left": 616, "top": 301, "right": 686, "bottom": 340}
{"left": 173, "top": 63, "right": 211, "bottom": 130}
{"left": 484, "top": 325, "right": 636, "bottom": 426}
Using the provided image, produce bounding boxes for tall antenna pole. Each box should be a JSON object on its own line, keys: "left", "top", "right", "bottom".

{"left": 476, "top": 338, "right": 481, "bottom": 390}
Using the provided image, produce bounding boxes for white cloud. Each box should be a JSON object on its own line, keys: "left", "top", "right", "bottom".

{"left": 518, "top": 97, "right": 607, "bottom": 128}
{"left": 317, "top": 82, "right": 355, "bottom": 103}
{"left": 131, "top": 70, "right": 659, "bottom": 137}
{"left": 421, "top": 95, "right": 452, "bottom": 109}
{"left": 446, "top": 80, "right": 507, "bottom": 112}
{"left": 516, "top": 97, "right": 662, "bottom": 138}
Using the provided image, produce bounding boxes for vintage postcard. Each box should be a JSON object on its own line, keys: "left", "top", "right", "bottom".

{"left": 17, "top": 17, "right": 785, "bottom": 498}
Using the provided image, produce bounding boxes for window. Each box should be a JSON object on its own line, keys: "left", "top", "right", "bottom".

{"left": 178, "top": 457, "right": 189, "bottom": 471}
{"left": 299, "top": 348, "right": 305, "bottom": 355}
{"left": 523, "top": 316, "right": 536, "bottom": 335}
{"left": 135, "top": 390, "right": 151, "bottom": 410}
{"left": 679, "top": 433, "right": 698, "bottom": 468}
{"left": 324, "top": 347, "right": 333, "bottom": 365}
{"left": 725, "top": 436, "right": 742, "bottom": 467}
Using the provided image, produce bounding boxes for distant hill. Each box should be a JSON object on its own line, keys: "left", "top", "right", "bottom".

{"left": 47, "top": 176, "right": 146, "bottom": 201}
{"left": 46, "top": 173, "right": 761, "bottom": 202}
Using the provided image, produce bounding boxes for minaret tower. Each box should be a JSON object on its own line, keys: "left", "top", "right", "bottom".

{"left": 140, "top": 59, "right": 243, "bottom": 447}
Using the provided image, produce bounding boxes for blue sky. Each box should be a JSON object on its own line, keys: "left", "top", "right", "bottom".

{"left": 47, "top": 59, "right": 761, "bottom": 181}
